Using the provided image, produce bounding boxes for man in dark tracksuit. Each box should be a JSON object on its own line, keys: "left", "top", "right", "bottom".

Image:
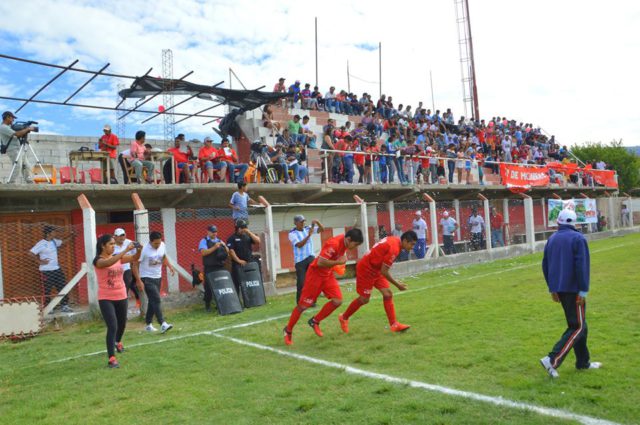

{"left": 540, "top": 209, "right": 601, "bottom": 378}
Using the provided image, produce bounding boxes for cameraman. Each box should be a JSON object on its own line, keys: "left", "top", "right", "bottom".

{"left": 0, "top": 111, "right": 35, "bottom": 183}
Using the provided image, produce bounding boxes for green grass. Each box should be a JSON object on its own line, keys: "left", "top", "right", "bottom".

{"left": 1, "top": 233, "right": 639, "bottom": 425}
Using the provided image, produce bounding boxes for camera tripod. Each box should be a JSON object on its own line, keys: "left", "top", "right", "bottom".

{"left": 7, "top": 138, "right": 51, "bottom": 183}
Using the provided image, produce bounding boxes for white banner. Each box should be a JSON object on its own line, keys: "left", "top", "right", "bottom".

{"left": 547, "top": 199, "right": 598, "bottom": 226}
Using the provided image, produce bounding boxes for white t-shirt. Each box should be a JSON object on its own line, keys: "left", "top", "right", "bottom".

{"left": 30, "top": 239, "right": 62, "bottom": 271}
{"left": 412, "top": 218, "right": 427, "bottom": 239}
{"left": 440, "top": 217, "right": 457, "bottom": 236}
{"left": 113, "top": 239, "right": 135, "bottom": 271}
{"left": 138, "top": 242, "right": 166, "bottom": 279}
{"left": 469, "top": 215, "right": 485, "bottom": 234}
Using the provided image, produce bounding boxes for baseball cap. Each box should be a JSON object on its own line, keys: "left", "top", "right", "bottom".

{"left": 293, "top": 215, "right": 305, "bottom": 224}
{"left": 557, "top": 209, "right": 577, "bottom": 227}
{"left": 235, "top": 219, "right": 248, "bottom": 229}
{"left": 203, "top": 136, "right": 213, "bottom": 143}
{"left": 207, "top": 225, "right": 218, "bottom": 232}
{"left": 2, "top": 111, "right": 16, "bottom": 119}
{"left": 443, "top": 211, "right": 449, "bottom": 217}
{"left": 114, "top": 228, "right": 126, "bottom": 236}
{"left": 279, "top": 77, "right": 285, "bottom": 81}
{"left": 103, "top": 124, "right": 111, "bottom": 131}
{"left": 415, "top": 210, "right": 422, "bottom": 216}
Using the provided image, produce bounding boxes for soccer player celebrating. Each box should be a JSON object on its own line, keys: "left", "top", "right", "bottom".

{"left": 283, "top": 228, "right": 364, "bottom": 345}
{"left": 339, "top": 231, "right": 418, "bottom": 333}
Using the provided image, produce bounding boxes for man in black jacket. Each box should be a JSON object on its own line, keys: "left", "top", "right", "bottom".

{"left": 198, "top": 225, "right": 229, "bottom": 312}
{"left": 227, "top": 219, "right": 261, "bottom": 298}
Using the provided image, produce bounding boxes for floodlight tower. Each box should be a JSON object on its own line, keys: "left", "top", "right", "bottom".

{"left": 162, "top": 49, "right": 175, "bottom": 143}
{"left": 116, "top": 83, "right": 126, "bottom": 141}
{"left": 454, "top": 0, "right": 480, "bottom": 120}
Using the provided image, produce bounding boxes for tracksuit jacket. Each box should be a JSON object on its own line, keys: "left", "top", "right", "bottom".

{"left": 542, "top": 225, "right": 590, "bottom": 296}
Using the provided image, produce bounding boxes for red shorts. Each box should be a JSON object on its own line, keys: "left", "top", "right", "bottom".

{"left": 356, "top": 263, "right": 389, "bottom": 297}
{"left": 298, "top": 271, "right": 342, "bottom": 308}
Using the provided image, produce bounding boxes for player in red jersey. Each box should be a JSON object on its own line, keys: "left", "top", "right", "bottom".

{"left": 339, "top": 231, "right": 418, "bottom": 333}
{"left": 283, "top": 228, "right": 364, "bottom": 345}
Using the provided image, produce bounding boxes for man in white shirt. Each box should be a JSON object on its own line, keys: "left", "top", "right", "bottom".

{"left": 29, "top": 225, "right": 72, "bottom": 312}
{"left": 412, "top": 211, "right": 428, "bottom": 259}
{"left": 468, "top": 209, "right": 485, "bottom": 251}
{"left": 136, "top": 231, "right": 175, "bottom": 333}
{"left": 288, "top": 215, "right": 324, "bottom": 303}
{"left": 439, "top": 211, "right": 458, "bottom": 255}
{"left": 113, "top": 228, "right": 141, "bottom": 309}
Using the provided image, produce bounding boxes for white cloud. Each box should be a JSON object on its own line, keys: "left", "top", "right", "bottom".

{"left": 0, "top": 0, "right": 637, "bottom": 146}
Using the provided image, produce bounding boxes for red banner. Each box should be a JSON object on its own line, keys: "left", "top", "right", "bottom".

{"left": 587, "top": 169, "right": 618, "bottom": 187}
{"left": 500, "top": 164, "right": 550, "bottom": 187}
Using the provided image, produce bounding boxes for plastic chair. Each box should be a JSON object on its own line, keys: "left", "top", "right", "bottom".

{"left": 86, "top": 168, "right": 103, "bottom": 184}
{"left": 59, "top": 166, "right": 85, "bottom": 184}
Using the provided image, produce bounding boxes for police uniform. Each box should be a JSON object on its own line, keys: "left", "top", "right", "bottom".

{"left": 226, "top": 231, "right": 257, "bottom": 295}
{"left": 199, "top": 236, "right": 227, "bottom": 311}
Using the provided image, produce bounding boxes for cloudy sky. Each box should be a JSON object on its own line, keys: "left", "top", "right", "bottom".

{"left": 0, "top": 0, "right": 638, "bottom": 146}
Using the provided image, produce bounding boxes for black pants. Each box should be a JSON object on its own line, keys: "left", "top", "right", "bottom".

{"left": 470, "top": 232, "right": 483, "bottom": 251}
{"left": 203, "top": 266, "right": 223, "bottom": 310}
{"left": 142, "top": 277, "right": 164, "bottom": 325}
{"left": 99, "top": 298, "right": 128, "bottom": 358}
{"left": 294, "top": 256, "right": 314, "bottom": 303}
{"left": 42, "top": 268, "right": 69, "bottom": 306}
{"left": 123, "top": 269, "right": 140, "bottom": 300}
{"left": 548, "top": 292, "right": 590, "bottom": 369}
{"left": 442, "top": 235, "right": 455, "bottom": 255}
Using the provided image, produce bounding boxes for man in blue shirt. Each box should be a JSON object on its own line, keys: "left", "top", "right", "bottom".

{"left": 288, "top": 215, "right": 324, "bottom": 303}
{"left": 198, "top": 225, "right": 229, "bottom": 312}
{"left": 540, "top": 209, "right": 601, "bottom": 378}
{"left": 229, "top": 182, "right": 258, "bottom": 222}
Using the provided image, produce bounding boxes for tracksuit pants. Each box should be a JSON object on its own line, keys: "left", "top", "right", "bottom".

{"left": 548, "top": 292, "right": 590, "bottom": 369}
{"left": 294, "top": 255, "right": 315, "bottom": 303}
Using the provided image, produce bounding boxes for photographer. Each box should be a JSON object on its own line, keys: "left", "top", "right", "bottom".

{"left": 268, "top": 140, "right": 290, "bottom": 184}
{"left": 0, "top": 111, "right": 36, "bottom": 183}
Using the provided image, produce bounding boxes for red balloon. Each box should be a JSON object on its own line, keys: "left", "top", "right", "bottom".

{"left": 158, "top": 105, "right": 165, "bottom": 113}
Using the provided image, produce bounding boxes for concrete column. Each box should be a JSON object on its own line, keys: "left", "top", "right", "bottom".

{"left": 503, "top": 198, "right": 510, "bottom": 245}
{"left": 628, "top": 196, "right": 635, "bottom": 227}
{"left": 359, "top": 201, "right": 370, "bottom": 257}
{"left": 608, "top": 196, "right": 616, "bottom": 230}
{"left": 482, "top": 198, "right": 492, "bottom": 251}
{"left": 160, "top": 208, "right": 179, "bottom": 293}
{"left": 453, "top": 199, "right": 461, "bottom": 241}
{"left": 0, "top": 243, "right": 5, "bottom": 300}
{"left": 80, "top": 198, "right": 99, "bottom": 312}
{"left": 541, "top": 198, "right": 547, "bottom": 228}
{"left": 264, "top": 204, "right": 278, "bottom": 284}
{"left": 429, "top": 199, "right": 439, "bottom": 258}
{"left": 387, "top": 200, "right": 395, "bottom": 234}
{"left": 523, "top": 196, "right": 535, "bottom": 252}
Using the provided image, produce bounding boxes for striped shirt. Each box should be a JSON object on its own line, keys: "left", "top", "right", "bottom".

{"left": 288, "top": 225, "right": 319, "bottom": 264}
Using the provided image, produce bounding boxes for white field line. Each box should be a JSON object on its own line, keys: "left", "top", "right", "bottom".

{"left": 212, "top": 332, "right": 622, "bottom": 425}
{"left": 46, "top": 240, "right": 633, "bottom": 365}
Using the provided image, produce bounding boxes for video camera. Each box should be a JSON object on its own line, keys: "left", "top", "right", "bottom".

{"left": 11, "top": 120, "right": 39, "bottom": 133}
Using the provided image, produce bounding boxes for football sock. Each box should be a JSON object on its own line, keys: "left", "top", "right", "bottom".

{"left": 342, "top": 298, "right": 365, "bottom": 320}
{"left": 314, "top": 301, "right": 340, "bottom": 323}
{"left": 286, "top": 307, "right": 303, "bottom": 332}
{"left": 383, "top": 297, "right": 396, "bottom": 325}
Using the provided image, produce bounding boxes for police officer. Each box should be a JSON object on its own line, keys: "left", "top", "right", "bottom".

{"left": 540, "top": 209, "right": 602, "bottom": 378}
{"left": 288, "top": 215, "right": 324, "bottom": 303}
{"left": 227, "top": 219, "right": 261, "bottom": 299}
{"left": 198, "top": 225, "right": 229, "bottom": 312}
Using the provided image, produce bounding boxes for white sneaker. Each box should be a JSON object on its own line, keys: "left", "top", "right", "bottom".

{"left": 145, "top": 324, "right": 158, "bottom": 332}
{"left": 160, "top": 322, "right": 173, "bottom": 334}
{"left": 587, "top": 362, "right": 602, "bottom": 369}
{"left": 540, "top": 356, "right": 559, "bottom": 378}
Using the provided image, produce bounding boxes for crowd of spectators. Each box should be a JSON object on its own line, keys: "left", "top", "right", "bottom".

{"left": 271, "top": 77, "right": 614, "bottom": 186}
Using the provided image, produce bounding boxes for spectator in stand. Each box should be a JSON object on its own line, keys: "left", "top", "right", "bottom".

{"left": 99, "top": 124, "right": 119, "bottom": 184}
{"left": 446, "top": 144, "right": 457, "bottom": 184}
{"left": 468, "top": 208, "right": 485, "bottom": 251}
{"left": 229, "top": 181, "right": 258, "bottom": 222}
{"left": 199, "top": 137, "right": 227, "bottom": 183}
{"left": 321, "top": 123, "right": 336, "bottom": 183}
{"left": 378, "top": 143, "right": 389, "bottom": 183}
{"left": 288, "top": 80, "right": 302, "bottom": 108}
{"left": 301, "top": 83, "right": 318, "bottom": 110}
{"left": 335, "top": 90, "right": 348, "bottom": 114}
{"left": 167, "top": 134, "right": 195, "bottom": 183}
{"left": 198, "top": 225, "right": 229, "bottom": 312}
{"left": 301, "top": 115, "right": 317, "bottom": 148}
{"left": 353, "top": 138, "right": 367, "bottom": 183}
{"left": 130, "top": 131, "right": 154, "bottom": 184}
{"left": 287, "top": 114, "right": 305, "bottom": 144}
{"left": 490, "top": 207, "right": 505, "bottom": 247}
{"left": 377, "top": 94, "right": 389, "bottom": 119}
{"left": 455, "top": 149, "right": 465, "bottom": 184}
{"left": 324, "top": 86, "right": 337, "bottom": 113}
{"left": 268, "top": 140, "right": 292, "bottom": 183}
{"left": 219, "top": 138, "right": 248, "bottom": 183}
{"left": 273, "top": 77, "right": 286, "bottom": 93}
{"left": 30, "top": 225, "right": 74, "bottom": 313}
{"left": 262, "top": 104, "right": 281, "bottom": 135}
{"left": 137, "top": 231, "right": 174, "bottom": 333}
{"left": 285, "top": 142, "right": 306, "bottom": 183}
{"left": 404, "top": 105, "right": 413, "bottom": 120}
{"left": 311, "top": 86, "right": 324, "bottom": 110}
{"left": 288, "top": 215, "right": 324, "bottom": 303}
{"left": 341, "top": 135, "right": 355, "bottom": 183}
{"left": 93, "top": 233, "right": 141, "bottom": 368}
{"left": 412, "top": 210, "right": 427, "bottom": 259}
{"left": 440, "top": 211, "right": 458, "bottom": 255}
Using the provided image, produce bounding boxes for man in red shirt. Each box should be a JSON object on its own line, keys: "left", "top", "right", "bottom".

{"left": 198, "top": 137, "right": 227, "bottom": 183}
{"left": 283, "top": 228, "right": 364, "bottom": 345}
{"left": 218, "top": 138, "right": 248, "bottom": 183}
{"left": 167, "top": 134, "right": 195, "bottom": 183}
{"left": 339, "top": 231, "right": 418, "bottom": 333}
{"left": 99, "top": 124, "right": 119, "bottom": 184}
{"left": 490, "top": 207, "right": 505, "bottom": 247}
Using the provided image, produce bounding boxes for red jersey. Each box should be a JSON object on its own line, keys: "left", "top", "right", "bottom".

{"left": 99, "top": 133, "right": 119, "bottom": 158}
{"left": 491, "top": 213, "right": 504, "bottom": 230}
{"left": 168, "top": 147, "right": 190, "bottom": 164}
{"left": 308, "top": 234, "right": 346, "bottom": 277}
{"left": 359, "top": 236, "right": 401, "bottom": 274}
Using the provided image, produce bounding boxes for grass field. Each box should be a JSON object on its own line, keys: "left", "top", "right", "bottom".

{"left": 1, "top": 233, "right": 639, "bottom": 425}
